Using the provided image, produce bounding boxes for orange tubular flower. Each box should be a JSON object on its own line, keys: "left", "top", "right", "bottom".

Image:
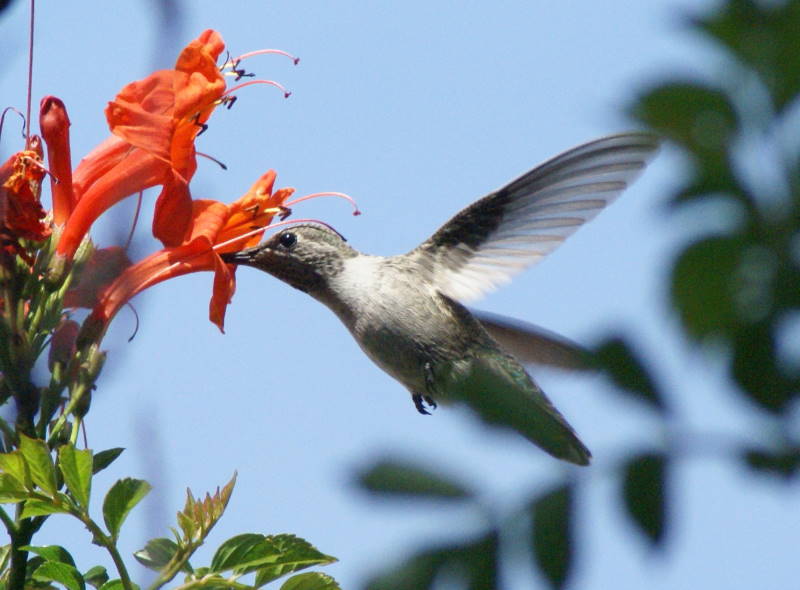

{"left": 0, "top": 137, "right": 50, "bottom": 262}
{"left": 80, "top": 170, "right": 294, "bottom": 340}
{"left": 53, "top": 29, "right": 227, "bottom": 263}
{"left": 39, "top": 96, "right": 75, "bottom": 225}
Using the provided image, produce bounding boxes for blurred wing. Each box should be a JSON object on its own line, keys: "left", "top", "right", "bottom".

{"left": 473, "top": 310, "right": 590, "bottom": 371}
{"left": 408, "top": 133, "right": 660, "bottom": 302}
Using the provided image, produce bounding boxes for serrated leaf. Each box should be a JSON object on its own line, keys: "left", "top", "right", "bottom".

{"left": 593, "top": 337, "right": 665, "bottom": 412}
{"left": 134, "top": 538, "right": 182, "bottom": 572}
{"left": 357, "top": 459, "right": 472, "bottom": 500}
{"left": 92, "top": 449, "right": 124, "bottom": 475}
{"left": 20, "top": 499, "right": 69, "bottom": 518}
{"left": 532, "top": 484, "right": 573, "bottom": 589}
{"left": 18, "top": 436, "right": 58, "bottom": 497}
{"left": 32, "top": 561, "right": 85, "bottom": 590}
{"left": 251, "top": 535, "right": 337, "bottom": 586}
{"left": 58, "top": 446, "right": 93, "bottom": 509}
{"left": 21, "top": 545, "right": 76, "bottom": 566}
{"left": 82, "top": 566, "right": 108, "bottom": 589}
{"left": 0, "top": 473, "right": 31, "bottom": 502}
{"left": 177, "top": 474, "right": 236, "bottom": 543}
{"left": 0, "top": 451, "right": 32, "bottom": 489}
{"left": 280, "top": 572, "right": 341, "bottom": 590}
{"left": 210, "top": 533, "right": 267, "bottom": 573}
{"left": 102, "top": 478, "right": 151, "bottom": 539}
{"left": 622, "top": 452, "right": 668, "bottom": 546}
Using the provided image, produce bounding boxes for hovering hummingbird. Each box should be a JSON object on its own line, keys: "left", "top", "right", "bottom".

{"left": 222, "top": 133, "right": 659, "bottom": 465}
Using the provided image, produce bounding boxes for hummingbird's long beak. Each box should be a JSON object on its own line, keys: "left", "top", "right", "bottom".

{"left": 219, "top": 246, "right": 261, "bottom": 266}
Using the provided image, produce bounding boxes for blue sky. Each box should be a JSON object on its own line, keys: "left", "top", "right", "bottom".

{"left": 1, "top": 1, "right": 797, "bottom": 588}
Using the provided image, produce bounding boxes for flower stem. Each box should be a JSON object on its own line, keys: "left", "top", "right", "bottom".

{"left": 76, "top": 514, "right": 134, "bottom": 590}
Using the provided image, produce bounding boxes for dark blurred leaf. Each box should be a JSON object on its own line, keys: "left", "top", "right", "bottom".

{"left": 693, "top": 0, "right": 800, "bottom": 111}
{"left": 672, "top": 235, "right": 746, "bottom": 339}
{"left": 357, "top": 459, "right": 473, "bottom": 500}
{"left": 102, "top": 478, "right": 151, "bottom": 539}
{"left": 0, "top": 0, "right": 15, "bottom": 14}
{"left": 134, "top": 538, "right": 183, "bottom": 572}
{"left": 633, "top": 82, "right": 741, "bottom": 204}
{"left": 732, "top": 323, "right": 795, "bottom": 413}
{"left": 743, "top": 447, "right": 800, "bottom": 478}
{"left": 531, "top": 484, "right": 573, "bottom": 589}
{"left": 365, "top": 533, "right": 498, "bottom": 590}
{"left": 82, "top": 566, "right": 108, "bottom": 589}
{"left": 32, "top": 561, "right": 85, "bottom": 590}
{"left": 92, "top": 448, "right": 124, "bottom": 475}
{"left": 622, "top": 453, "right": 668, "bottom": 546}
{"left": 593, "top": 337, "right": 666, "bottom": 412}
{"left": 279, "top": 572, "right": 341, "bottom": 590}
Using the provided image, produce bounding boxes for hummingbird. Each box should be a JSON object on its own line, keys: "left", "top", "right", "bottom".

{"left": 222, "top": 133, "right": 659, "bottom": 465}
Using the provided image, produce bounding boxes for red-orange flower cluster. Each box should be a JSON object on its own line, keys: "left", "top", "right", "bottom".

{"left": 26, "top": 29, "right": 312, "bottom": 337}
{"left": 0, "top": 137, "right": 49, "bottom": 263}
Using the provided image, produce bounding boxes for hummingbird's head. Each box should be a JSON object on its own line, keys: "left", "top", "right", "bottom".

{"left": 221, "top": 223, "right": 357, "bottom": 294}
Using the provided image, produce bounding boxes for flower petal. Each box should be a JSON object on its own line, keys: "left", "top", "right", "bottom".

{"left": 40, "top": 96, "right": 75, "bottom": 225}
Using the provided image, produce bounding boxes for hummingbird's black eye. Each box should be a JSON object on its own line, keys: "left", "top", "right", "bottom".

{"left": 278, "top": 232, "right": 297, "bottom": 248}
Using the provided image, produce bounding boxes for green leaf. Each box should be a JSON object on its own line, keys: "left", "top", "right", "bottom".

{"left": 210, "top": 533, "right": 267, "bottom": 573}
{"left": 32, "top": 561, "right": 85, "bottom": 590}
{"left": 20, "top": 498, "right": 69, "bottom": 518}
{"left": 211, "top": 533, "right": 336, "bottom": 585}
{"left": 672, "top": 236, "right": 746, "bottom": 340}
{"left": 743, "top": 447, "right": 800, "bottom": 479}
{"left": 58, "top": 446, "right": 93, "bottom": 509}
{"left": 693, "top": 0, "right": 800, "bottom": 112}
{"left": 0, "top": 473, "right": 31, "bottom": 502}
{"left": 102, "top": 478, "right": 151, "bottom": 539}
{"left": 622, "top": 452, "right": 668, "bottom": 546}
{"left": 252, "top": 535, "right": 337, "bottom": 586}
{"left": 365, "top": 533, "right": 498, "bottom": 590}
{"left": 0, "top": 451, "right": 32, "bottom": 489}
{"left": 18, "top": 436, "right": 57, "bottom": 497}
{"left": 731, "top": 322, "right": 794, "bottom": 413}
{"left": 632, "top": 82, "right": 742, "bottom": 204}
{"left": 134, "top": 538, "right": 183, "bottom": 572}
{"left": 593, "top": 337, "right": 665, "bottom": 412}
{"left": 357, "top": 459, "right": 472, "bottom": 500}
{"left": 97, "top": 580, "right": 130, "bottom": 590}
{"left": 531, "top": 484, "right": 573, "bottom": 589}
{"left": 280, "top": 572, "right": 341, "bottom": 590}
{"left": 82, "top": 566, "right": 108, "bottom": 589}
{"left": 92, "top": 449, "right": 124, "bottom": 475}
{"left": 21, "top": 545, "right": 76, "bottom": 566}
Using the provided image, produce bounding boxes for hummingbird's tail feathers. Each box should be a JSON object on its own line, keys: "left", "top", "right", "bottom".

{"left": 472, "top": 309, "right": 591, "bottom": 372}
{"left": 444, "top": 353, "right": 592, "bottom": 466}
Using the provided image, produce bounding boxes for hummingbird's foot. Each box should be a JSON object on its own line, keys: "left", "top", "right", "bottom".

{"left": 412, "top": 393, "right": 437, "bottom": 415}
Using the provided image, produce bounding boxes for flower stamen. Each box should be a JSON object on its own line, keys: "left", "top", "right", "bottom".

{"left": 284, "top": 191, "right": 361, "bottom": 216}
{"left": 222, "top": 79, "right": 292, "bottom": 100}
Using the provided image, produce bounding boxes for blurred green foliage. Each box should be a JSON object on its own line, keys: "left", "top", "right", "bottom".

{"left": 356, "top": 0, "right": 800, "bottom": 588}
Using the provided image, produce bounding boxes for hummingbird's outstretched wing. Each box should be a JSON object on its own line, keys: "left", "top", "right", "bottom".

{"left": 409, "top": 133, "right": 660, "bottom": 302}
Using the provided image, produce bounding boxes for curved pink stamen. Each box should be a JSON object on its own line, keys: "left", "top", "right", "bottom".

{"left": 284, "top": 191, "right": 361, "bottom": 216}
{"left": 223, "top": 79, "right": 291, "bottom": 99}
{"left": 228, "top": 48, "right": 300, "bottom": 66}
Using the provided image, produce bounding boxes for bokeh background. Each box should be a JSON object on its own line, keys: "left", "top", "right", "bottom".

{"left": 1, "top": 1, "right": 797, "bottom": 588}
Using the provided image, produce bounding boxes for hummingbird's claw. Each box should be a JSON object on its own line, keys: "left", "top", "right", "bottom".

{"left": 412, "top": 393, "right": 437, "bottom": 415}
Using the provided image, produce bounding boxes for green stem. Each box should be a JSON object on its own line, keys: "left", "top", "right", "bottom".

{"left": 7, "top": 508, "right": 35, "bottom": 590}
{"left": 147, "top": 541, "right": 202, "bottom": 590}
{"left": 47, "top": 381, "right": 89, "bottom": 444}
{"left": 77, "top": 514, "right": 134, "bottom": 590}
